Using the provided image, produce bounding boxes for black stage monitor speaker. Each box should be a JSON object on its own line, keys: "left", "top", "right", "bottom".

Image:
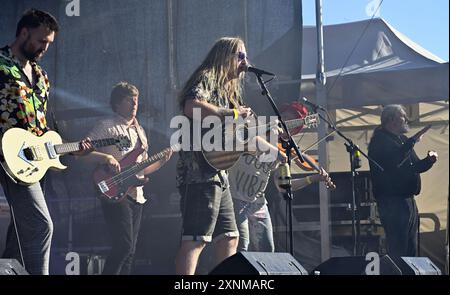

{"left": 0, "top": 259, "right": 29, "bottom": 275}
{"left": 312, "top": 255, "right": 402, "bottom": 275}
{"left": 313, "top": 255, "right": 442, "bottom": 275}
{"left": 393, "top": 257, "right": 442, "bottom": 275}
{"left": 209, "top": 252, "right": 308, "bottom": 275}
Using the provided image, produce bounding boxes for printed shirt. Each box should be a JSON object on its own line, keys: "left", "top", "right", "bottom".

{"left": 229, "top": 154, "right": 279, "bottom": 203}
{"left": 176, "top": 77, "right": 229, "bottom": 186}
{"left": 88, "top": 115, "right": 149, "bottom": 204}
{"left": 0, "top": 46, "right": 49, "bottom": 136}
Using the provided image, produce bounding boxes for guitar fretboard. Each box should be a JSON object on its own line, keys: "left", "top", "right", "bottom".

{"left": 111, "top": 145, "right": 178, "bottom": 183}
{"left": 54, "top": 138, "right": 117, "bottom": 154}
{"left": 255, "top": 116, "right": 315, "bottom": 133}
{"left": 125, "top": 147, "right": 174, "bottom": 176}
{"left": 285, "top": 118, "right": 305, "bottom": 130}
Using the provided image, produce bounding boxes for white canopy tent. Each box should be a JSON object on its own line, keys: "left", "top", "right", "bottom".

{"left": 300, "top": 18, "right": 448, "bottom": 108}
{"left": 248, "top": 18, "right": 448, "bottom": 271}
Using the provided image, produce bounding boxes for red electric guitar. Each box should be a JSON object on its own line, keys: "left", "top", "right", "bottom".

{"left": 93, "top": 143, "right": 179, "bottom": 202}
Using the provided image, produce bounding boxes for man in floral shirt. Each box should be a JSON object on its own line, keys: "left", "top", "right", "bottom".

{"left": 0, "top": 15, "right": 52, "bottom": 136}
{"left": 0, "top": 9, "right": 91, "bottom": 275}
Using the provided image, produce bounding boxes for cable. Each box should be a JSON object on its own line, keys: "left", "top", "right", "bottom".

{"left": 9, "top": 205, "right": 26, "bottom": 270}
{"left": 326, "top": 0, "right": 384, "bottom": 98}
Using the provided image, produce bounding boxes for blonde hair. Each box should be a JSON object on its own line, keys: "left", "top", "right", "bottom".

{"left": 178, "top": 37, "right": 246, "bottom": 109}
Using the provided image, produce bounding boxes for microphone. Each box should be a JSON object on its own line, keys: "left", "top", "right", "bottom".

{"left": 245, "top": 65, "right": 275, "bottom": 76}
{"left": 301, "top": 97, "right": 325, "bottom": 111}
{"left": 277, "top": 163, "right": 292, "bottom": 189}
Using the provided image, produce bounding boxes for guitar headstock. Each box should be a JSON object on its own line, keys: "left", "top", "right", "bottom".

{"left": 303, "top": 113, "right": 320, "bottom": 129}
{"left": 115, "top": 135, "right": 132, "bottom": 151}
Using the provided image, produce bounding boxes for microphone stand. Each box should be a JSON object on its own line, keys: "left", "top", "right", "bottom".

{"left": 312, "top": 109, "right": 383, "bottom": 256}
{"left": 253, "top": 73, "right": 306, "bottom": 256}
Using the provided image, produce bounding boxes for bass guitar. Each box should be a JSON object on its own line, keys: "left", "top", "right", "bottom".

{"left": 93, "top": 143, "right": 179, "bottom": 203}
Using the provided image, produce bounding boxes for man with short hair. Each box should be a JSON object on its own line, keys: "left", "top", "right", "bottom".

{"left": 368, "top": 104, "right": 438, "bottom": 257}
{"left": 0, "top": 9, "right": 92, "bottom": 274}
{"left": 85, "top": 82, "right": 172, "bottom": 275}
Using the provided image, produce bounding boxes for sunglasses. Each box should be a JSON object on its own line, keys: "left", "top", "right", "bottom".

{"left": 237, "top": 51, "right": 247, "bottom": 61}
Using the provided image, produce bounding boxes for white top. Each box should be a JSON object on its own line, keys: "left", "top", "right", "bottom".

{"left": 88, "top": 114, "right": 149, "bottom": 204}
{"left": 228, "top": 154, "right": 278, "bottom": 203}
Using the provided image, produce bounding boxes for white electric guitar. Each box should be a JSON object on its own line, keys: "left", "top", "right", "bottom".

{"left": 0, "top": 128, "right": 131, "bottom": 185}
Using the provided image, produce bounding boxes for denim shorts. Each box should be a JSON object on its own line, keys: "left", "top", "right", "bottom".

{"left": 179, "top": 180, "right": 239, "bottom": 243}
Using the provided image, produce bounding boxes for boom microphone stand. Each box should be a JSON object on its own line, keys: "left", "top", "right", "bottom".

{"left": 311, "top": 108, "right": 383, "bottom": 255}
{"left": 251, "top": 72, "right": 306, "bottom": 256}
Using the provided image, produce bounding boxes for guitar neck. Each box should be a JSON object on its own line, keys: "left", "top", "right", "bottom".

{"left": 124, "top": 146, "right": 174, "bottom": 176}
{"left": 284, "top": 118, "right": 305, "bottom": 130}
{"left": 54, "top": 138, "right": 117, "bottom": 154}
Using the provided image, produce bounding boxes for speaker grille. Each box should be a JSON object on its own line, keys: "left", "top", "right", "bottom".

{"left": 210, "top": 252, "right": 307, "bottom": 275}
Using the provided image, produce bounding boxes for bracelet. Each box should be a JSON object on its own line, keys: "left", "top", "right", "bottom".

{"left": 305, "top": 176, "right": 312, "bottom": 185}
{"left": 232, "top": 108, "right": 239, "bottom": 120}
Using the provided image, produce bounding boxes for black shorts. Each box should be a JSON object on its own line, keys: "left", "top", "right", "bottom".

{"left": 179, "top": 180, "right": 239, "bottom": 243}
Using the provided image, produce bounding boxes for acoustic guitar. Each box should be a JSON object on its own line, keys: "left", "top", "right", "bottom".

{"left": 202, "top": 113, "right": 319, "bottom": 170}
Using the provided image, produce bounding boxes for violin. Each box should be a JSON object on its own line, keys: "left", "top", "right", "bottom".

{"left": 275, "top": 100, "right": 335, "bottom": 190}
{"left": 277, "top": 142, "right": 336, "bottom": 190}
{"left": 277, "top": 143, "right": 318, "bottom": 172}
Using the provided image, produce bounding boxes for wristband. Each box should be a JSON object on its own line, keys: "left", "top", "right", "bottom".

{"left": 232, "top": 109, "right": 239, "bottom": 120}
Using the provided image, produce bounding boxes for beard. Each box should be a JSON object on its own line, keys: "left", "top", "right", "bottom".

{"left": 400, "top": 123, "right": 409, "bottom": 134}
{"left": 20, "top": 40, "right": 44, "bottom": 62}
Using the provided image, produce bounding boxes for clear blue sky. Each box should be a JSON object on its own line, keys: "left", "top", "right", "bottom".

{"left": 302, "top": 0, "right": 449, "bottom": 61}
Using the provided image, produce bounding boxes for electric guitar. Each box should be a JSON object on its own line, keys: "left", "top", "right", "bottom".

{"left": 93, "top": 143, "right": 180, "bottom": 203}
{"left": 202, "top": 113, "right": 319, "bottom": 170}
{"left": 0, "top": 128, "right": 131, "bottom": 185}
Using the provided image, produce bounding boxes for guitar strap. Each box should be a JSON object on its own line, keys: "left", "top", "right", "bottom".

{"left": 132, "top": 118, "right": 148, "bottom": 152}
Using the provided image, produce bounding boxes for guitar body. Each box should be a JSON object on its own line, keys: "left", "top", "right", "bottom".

{"left": 1, "top": 128, "right": 66, "bottom": 185}
{"left": 201, "top": 123, "right": 253, "bottom": 170}
{"left": 203, "top": 150, "right": 247, "bottom": 170}
{"left": 93, "top": 147, "right": 148, "bottom": 202}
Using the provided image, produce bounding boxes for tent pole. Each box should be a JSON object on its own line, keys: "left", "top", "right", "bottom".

{"left": 315, "top": 0, "right": 331, "bottom": 262}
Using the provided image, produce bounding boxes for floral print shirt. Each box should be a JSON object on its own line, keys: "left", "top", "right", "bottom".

{"left": 0, "top": 46, "right": 49, "bottom": 137}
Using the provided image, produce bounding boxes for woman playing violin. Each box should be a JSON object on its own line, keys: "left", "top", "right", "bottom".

{"left": 276, "top": 101, "right": 336, "bottom": 190}
{"left": 228, "top": 101, "right": 334, "bottom": 254}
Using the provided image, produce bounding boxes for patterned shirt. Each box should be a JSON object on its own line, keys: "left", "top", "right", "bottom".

{"left": 0, "top": 46, "right": 49, "bottom": 137}
{"left": 176, "top": 77, "right": 230, "bottom": 186}
{"left": 88, "top": 115, "right": 149, "bottom": 204}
